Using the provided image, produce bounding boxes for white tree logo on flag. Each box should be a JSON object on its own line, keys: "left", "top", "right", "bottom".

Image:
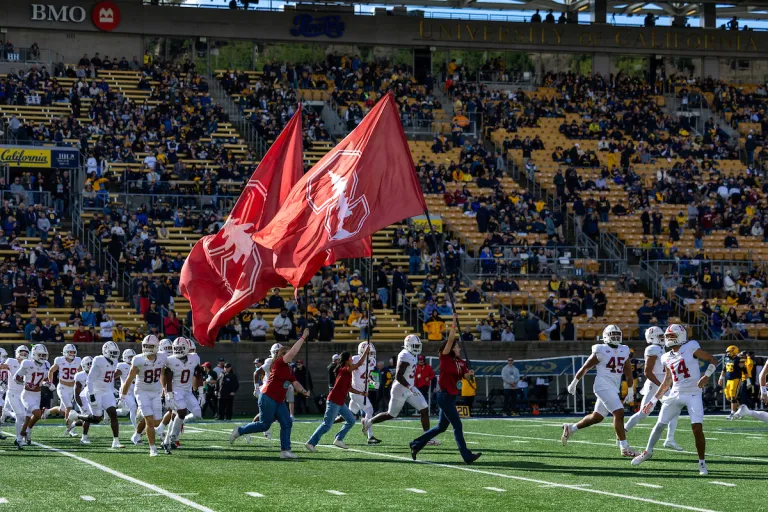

{"left": 204, "top": 180, "right": 266, "bottom": 304}
{"left": 305, "top": 150, "right": 370, "bottom": 241}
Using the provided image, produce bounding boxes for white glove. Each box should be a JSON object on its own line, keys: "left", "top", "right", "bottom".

{"left": 624, "top": 390, "right": 634, "bottom": 405}
{"left": 567, "top": 379, "right": 579, "bottom": 395}
{"left": 198, "top": 393, "right": 206, "bottom": 406}
{"left": 761, "top": 386, "right": 768, "bottom": 402}
{"left": 46, "top": 382, "right": 56, "bottom": 392}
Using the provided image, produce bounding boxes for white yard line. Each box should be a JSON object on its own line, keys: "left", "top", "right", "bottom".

{"left": 709, "top": 482, "right": 736, "bottom": 487}
{"left": 636, "top": 483, "right": 664, "bottom": 489}
{"left": 484, "top": 487, "right": 506, "bottom": 492}
{"left": 5, "top": 434, "right": 217, "bottom": 512}
{"left": 245, "top": 492, "right": 264, "bottom": 498}
{"left": 80, "top": 496, "right": 96, "bottom": 501}
{"left": 405, "top": 488, "right": 427, "bottom": 494}
{"left": 326, "top": 490, "right": 346, "bottom": 496}
{"left": 0, "top": 498, "right": 8, "bottom": 504}
{"left": 142, "top": 493, "right": 198, "bottom": 497}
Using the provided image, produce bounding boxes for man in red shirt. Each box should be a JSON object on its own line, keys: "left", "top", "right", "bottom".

{"left": 72, "top": 325, "right": 92, "bottom": 342}
{"left": 414, "top": 356, "right": 435, "bottom": 406}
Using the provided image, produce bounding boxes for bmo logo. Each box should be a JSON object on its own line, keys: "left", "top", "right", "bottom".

{"left": 30, "top": 2, "right": 120, "bottom": 31}
{"left": 92, "top": 1, "right": 120, "bottom": 31}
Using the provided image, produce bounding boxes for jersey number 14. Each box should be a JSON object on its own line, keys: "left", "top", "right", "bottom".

{"left": 670, "top": 360, "right": 691, "bottom": 382}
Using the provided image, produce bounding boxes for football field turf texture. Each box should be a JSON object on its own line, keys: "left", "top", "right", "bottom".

{"left": 2, "top": 414, "right": 766, "bottom": 511}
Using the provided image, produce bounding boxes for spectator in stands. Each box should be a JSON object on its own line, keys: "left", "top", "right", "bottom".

{"left": 501, "top": 325, "right": 515, "bottom": 342}
{"left": 144, "top": 302, "right": 161, "bottom": 331}
{"left": 273, "top": 308, "right": 292, "bottom": 342}
{"left": 163, "top": 310, "right": 180, "bottom": 340}
{"left": 637, "top": 299, "right": 655, "bottom": 331}
{"left": 72, "top": 324, "right": 91, "bottom": 342}
{"left": 425, "top": 311, "right": 446, "bottom": 341}
{"left": 249, "top": 312, "right": 268, "bottom": 341}
{"left": 99, "top": 314, "right": 114, "bottom": 341}
{"left": 317, "top": 310, "right": 335, "bottom": 342}
{"left": 594, "top": 288, "right": 607, "bottom": 317}
{"left": 475, "top": 319, "right": 493, "bottom": 341}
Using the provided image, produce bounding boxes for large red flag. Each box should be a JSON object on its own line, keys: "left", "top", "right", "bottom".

{"left": 179, "top": 111, "right": 303, "bottom": 346}
{"left": 253, "top": 92, "right": 426, "bottom": 288}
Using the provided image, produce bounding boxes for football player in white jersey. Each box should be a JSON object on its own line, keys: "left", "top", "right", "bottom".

{"left": 160, "top": 337, "right": 202, "bottom": 453}
{"left": 114, "top": 349, "right": 138, "bottom": 427}
{"left": 0, "top": 347, "right": 15, "bottom": 432}
{"left": 733, "top": 363, "right": 768, "bottom": 422}
{"left": 362, "top": 335, "right": 437, "bottom": 443}
{"left": 120, "top": 335, "right": 169, "bottom": 456}
{"left": 16, "top": 344, "right": 54, "bottom": 446}
{"left": 631, "top": 324, "right": 719, "bottom": 475}
{"left": 159, "top": 339, "right": 173, "bottom": 355}
{"left": 70, "top": 341, "right": 122, "bottom": 447}
{"left": 624, "top": 327, "right": 682, "bottom": 451}
{"left": 0, "top": 346, "right": 29, "bottom": 448}
{"left": 46, "top": 344, "right": 82, "bottom": 436}
{"left": 349, "top": 342, "right": 381, "bottom": 444}
{"left": 74, "top": 357, "right": 93, "bottom": 413}
{"left": 562, "top": 325, "right": 639, "bottom": 457}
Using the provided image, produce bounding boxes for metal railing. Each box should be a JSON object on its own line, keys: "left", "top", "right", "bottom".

{"left": 0, "top": 47, "right": 63, "bottom": 65}
{"left": 462, "top": 254, "right": 624, "bottom": 280}
{"left": 598, "top": 231, "right": 625, "bottom": 262}
{"left": 1, "top": 190, "right": 52, "bottom": 208}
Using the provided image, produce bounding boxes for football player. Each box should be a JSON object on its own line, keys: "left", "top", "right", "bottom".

{"left": 115, "top": 349, "right": 138, "bottom": 427}
{"left": 46, "top": 344, "right": 82, "bottom": 436}
{"left": 349, "top": 342, "right": 381, "bottom": 444}
{"left": 0, "top": 346, "right": 30, "bottom": 448}
{"left": 718, "top": 345, "right": 745, "bottom": 420}
{"left": 631, "top": 324, "right": 719, "bottom": 475}
{"left": 733, "top": 361, "right": 768, "bottom": 422}
{"left": 563, "top": 325, "right": 639, "bottom": 457}
{"left": 159, "top": 339, "right": 173, "bottom": 355}
{"left": 361, "top": 335, "right": 438, "bottom": 445}
{"left": 16, "top": 344, "right": 54, "bottom": 446}
{"left": 0, "top": 347, "right": 15, "bottom": 431}
{"left": 70, "top": 357, "right": 93, "bottom": 438}
{"left": 120, "top": 335, "right": 168, "bottom": 456}
{"left": 161, "top": 337, "right": 203, "bottom": 452}
{"left": 624, "top": 327, "right": 681, "bottom": 451}
{"left": 70, "top": 342, "right": 122, "bottom": 447}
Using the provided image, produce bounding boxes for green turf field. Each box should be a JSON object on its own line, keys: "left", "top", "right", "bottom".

{"left": 1, "top": 414, "right": 766, "bottom": 511}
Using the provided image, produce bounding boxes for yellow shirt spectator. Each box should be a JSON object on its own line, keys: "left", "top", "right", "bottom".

{"left": 461, "top": 375, "right": 477, "bottom": 398}
{"left": 424, "top": 318, "right": 446, "bottom": 341}
{"left": 347, "top": 309, "right": 362, "bottom": 326}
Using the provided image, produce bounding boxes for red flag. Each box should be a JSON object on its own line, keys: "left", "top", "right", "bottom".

{"left": 179, "top": 110, "right": 303, "bottom": 346}
{"left": 253, "top": 93, "right": 426, "bottom": 288}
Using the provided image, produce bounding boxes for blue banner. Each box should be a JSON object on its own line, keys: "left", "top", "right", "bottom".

{"left": 51, "top": 148, "right": 79, "bottom": 169}
{"left": 290, "top": 14, "right": 345, "bottom": 38}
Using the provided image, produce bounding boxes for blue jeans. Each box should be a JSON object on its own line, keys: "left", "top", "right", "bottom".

{"left": 410, "top": 391, "right": 472, "bottom": 462}
{"left": 377, "top": 287, "right": 389, "bottom": 306}
{"left": 308, "top": 401, "right": 356, "bottom": 446}
{"left": 238, "top": 394, "right": 293, "bottom": 451}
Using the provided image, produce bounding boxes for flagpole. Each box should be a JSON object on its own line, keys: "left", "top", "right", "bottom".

{"left": 303, "top": 283, "right": 309, "bottom": 381}
{"left": 363, "top": 254, "right": 373, "bottom": 406}
{"left": 423, "top": 209, "right": 471, "bottom": 368}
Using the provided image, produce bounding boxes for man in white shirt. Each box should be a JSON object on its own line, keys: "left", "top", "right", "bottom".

{"left": 272, "top": 309, "right": 292, "bottom": 342}
{"left": 501, "top": 358, "right": 520, "bottom": 416}
{"left": 143, "top": 152, "right": 157, "bottom": 171}
{"left": 249, "top": 312, "right": 269, "bottom": 342}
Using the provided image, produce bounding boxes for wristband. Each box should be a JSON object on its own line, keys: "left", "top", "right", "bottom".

{"left": 119, "top": 394, "right": 126, "bottom": 401}
{"left": 649, "top": 396, "right": 658, "bottom": 407}
{"left": 704, "top": 364, "right": 716, "bottom": 377}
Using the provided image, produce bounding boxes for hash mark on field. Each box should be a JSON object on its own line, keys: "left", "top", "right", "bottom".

{"left": 80, "top": 496, "right": 96, "bottom": 501}
{"left": 143, "top": 493, "right": 198, "bottom": 497}
{"left": 636, "top": 483, "right": 663, "bottom": 489}
{"left": 245, "top": 492, "right": 264, "bottom": 498}
{"left": 208, "top": 445, "right": 224, "bottom": 449}
{"left": 326, "top": 490, "right": 346, "bottom": 496}
{"left": 0, "top": 498, "right": 8, "bottom": 504}
{"left": 406, "top": 488, "right": 427, "bottom": 494}
{"left": 484, "top": 487, "right": 506, "bottom": 492}
{"left": 710, "top": 482, "right": 736, "bottom": 487}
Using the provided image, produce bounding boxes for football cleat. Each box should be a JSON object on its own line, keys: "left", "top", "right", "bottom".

{"left": 621, "top": 447, "right": 640, "bottom": 458}
{"left": 40, "top": 408, "right": 50, "bottom": 421}
{"left": 67, "top": 410, "right": 79, "bottom": 424}
{"left": 663, "top": 440, "right": 684, "bottom": 451}
{"left": 631, "top": 450, "right": 653, "bottom": 466}
{"left": 230, "top": 426, "right": 241, "bottom": 444}
{"left": 733, "top": 404, "right": 748, "bottom": 420}
{"left": 149, "top": 446, "right": 158, "bottom": 457}
{"left": 426, "top": 439, "right": 441, "bottom": 446}
{"left": 14, "top": 438, "right": 23, "bottom": 450}
{"left": 333, "top": 439, "right": 348, "bottom": 449}
{"left": 131, "top": 432, "right": 143, "bottom": 445}
{"left": 25, "top": 433, "right": 31, "bottom": 445}
{"left": 367, "top": 437, "right": 382, "bottom": 445}
{"left": 111, "top": 439, "right": 124, "bottom": 449}
{"left": 561, "top": 424, "right": 572, "bottom": 446}
{"left": 80, "top": 436, "right": 91, "bottom": 445}
{"left": 698, "top": 461, "right": 709, "bottom": 475}
{"left": 305, "top": 442, "right": 317, "bottom": 452}
{"left": 361, "top": 418, "right": 371, "bottom": 434}
{"left": 174, "top": 441, "right": 181, "bottom": 449}
{"left": 66, "top": 425, "right": 77, "bottom": 437}
{"left": 726, "top": 413, "right": 735, "bottom": 421}
{"left": 161, "top": 442, "right": 172, "bottom": 455}
{"left": 279, "top": 450, "right": 298, "bottom": 459}
{"left": 409, "top": 441, "right": 421, "bottom": 460}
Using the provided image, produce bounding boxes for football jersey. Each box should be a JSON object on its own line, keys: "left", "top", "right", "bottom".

{"left": 115, "top": 362, "right": 134, "bottom": 395}
{"left": 661, "top": 340, "right": 702, "bottom": 394}
{"left": 351, "top": 354, "right": 377, "bottom": 390}
{"left": 591, "top": 343, "right": 631, "bottom": 393}
{"left": 87, "top": 355, "right": 118, "bottom": 395}
{"left": 644, "top": 344, "right": 665, "bottom": 379}
{"left": 724, "top": 355, "right": 743, "bottom": 381}
{"left": 395, "top": 349, "right": 418, "bottom": 387}
{"left": 54, "top": 356, "right": 82, "bottom": 385}
{"left": 5, "top": 358, "right": 23, "bottom": 392}
{"left": 16, "top": 359, "right": 51, "bottom": 393}
{"left": 259, "top": 357, "right": 274, "bottom": 393}
{"left": 75, "top": 371, "right": 88, "bottom": 394}
{"left": 132, "top": 352, "right": 168, "bottom": 394}
{"left": 166, "top": 353, "right": 201, "bottom": 392}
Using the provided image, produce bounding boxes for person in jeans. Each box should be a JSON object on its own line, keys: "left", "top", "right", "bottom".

{"left": 502, "top": 357, "right": 520, "bottom": 416}
{"left": 409, "top": 317, "right": 482, "bottom": 465}
{"left": 230, "top": 329, "right": 310, "bottom": 459}
{"left": 304, "top": 344, "right": 370, "bottom": 452}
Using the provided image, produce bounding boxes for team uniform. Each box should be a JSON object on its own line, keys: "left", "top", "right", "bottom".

{"left": 722, "top": 354, "right": 744, "bottom": 412}
{"left": 75, "top": 370, "right": 89, "bottom": 412}
{"left": 656, "top": 340, "right": 705, "bottom": 426}
{"left": 132, "top": 352, "right": 168, "bottom": 419}
{"left": 387, "top": 349, "right": 429, "bottom": 416}
{"left": 17, "top": 358, "right": 51, "bottom": 416}
{"left": 86, "top": 356, "right": 118, "bottom": 417}
{"left": 166, "top": 352, "right": 202, "bottom": 418}
{"left": 53, "top": 355, "right": 82, "bottom": 410}
{"left": 349, "top": 352, "right": 378, "bottom": 442}
{"left": 116, "top": 361, "right": 138, "bottom": 425}
{"left": 591, "top": 343, "right": 631, "bottom": 417}
{"left": 4, "top": 357, "right": 26, "bottom": 444}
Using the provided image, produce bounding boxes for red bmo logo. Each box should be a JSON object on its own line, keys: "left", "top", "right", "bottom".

{"left": 92, "top": 1, "right": 120, "bottom": 31}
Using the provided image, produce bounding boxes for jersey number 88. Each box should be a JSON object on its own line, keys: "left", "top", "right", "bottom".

{"left": 143, "top": 368, "right": 162, "bottom": 384}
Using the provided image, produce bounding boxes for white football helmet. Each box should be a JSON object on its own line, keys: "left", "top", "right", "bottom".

{"left": 645, "top": 326, "right": 664, "bottom": 346}
{"left": 404, "top": 334, "right": 422, "bottom": 356}
{"left": 102, "top": 341, "right": 120, "bottom": 360}
{"left": 63, "top": 343, "right": 78, "bottom": 360}
{"left": 358, "top": 341, "right": 376, "bottom": 357}
{"left": 187, "top": 339, "right": 197, "bottom": 353}
{"left": 270, "top": 343, "right": 283, "bottom": 358}
{"left": 159, "top": 339, "right": 173, "bottom": 354}
{"left": 142, "top": 335, "right": 160, "bottom": 355}
{"left": 0, "top": 347, "right": 7, "bottom": 364}
{"left": 602, "top": 325, "right": 622, "bottom": 348}
{"left": 172, "top": 337, "right": 189, "bottom": 356}
{"left": 81, "top": 356, "right": 93, "bottom": 373}
{"left": 122, "top": 349, "right": 136, "bottom": 364}
{"left": 664, "top": 324, "right": 688, "bottom": 348}
{"left": 15, "top": 345, "right": 30, "bottom": 359}
{"left": 32, "top": 344, "right": 49, "bottom": 363}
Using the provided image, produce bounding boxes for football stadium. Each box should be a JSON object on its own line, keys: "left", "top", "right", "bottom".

{"left": 0, "top": 0, "right": 767, "bottom": 510}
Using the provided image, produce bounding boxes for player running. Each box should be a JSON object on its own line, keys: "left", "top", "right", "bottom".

{"left": 631, "top": 324, "right": 719, "bottom": 475}
{"left": 70, "top": 341, "right": 122, "bottom": 448}
{"left": 161, "top": 337, "right": 203, "bottom": 452}
{"left": 46, "top": 344, "right": 82, "bottom": 436}
{"left": 16, "top": 344, "right": 54, "bottom": 446}
{"left": 624, "top": 327, "right": 681, "bottom": 451}
{"left": 361, "top": 335, "right": 438, "bottom": 445}
{"left": 0, "top": 347, "right": 11, "bottom": 435}
{"left": 718, "top": 345, "right": 745, "bottom": 421}
{"left": 1, "top": 346, "right": 29, "bottom": 448}
{"left": 562, "top": 325, "right": 639, "bottom": 457}
{"left": 348, "top": 342, "right": 381, "bottom": 444}
{"left": 115, "top": 349, "right": 138, "bottom": 427}
{"left": 733, "top": 361, "right": 768, "bottom": 422}
{"left": 120, "top": 335, "right": 169, "bottom": 456}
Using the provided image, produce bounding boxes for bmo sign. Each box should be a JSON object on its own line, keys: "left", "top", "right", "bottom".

{"left": 31, "top": 1, "right": 120, "bottom": 31}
